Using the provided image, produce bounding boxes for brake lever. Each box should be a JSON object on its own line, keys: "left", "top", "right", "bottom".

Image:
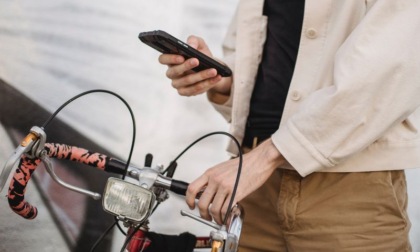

{"left": 40, "top": 154, "right": 101, "bottom": 200}
{"left": 0, "top": 126, "right": 46, "bottom": 192}
{"left": 1, "top": 126, "right": 102, "bottom": 200}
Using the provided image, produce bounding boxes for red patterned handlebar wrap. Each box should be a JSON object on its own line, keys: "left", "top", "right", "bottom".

{"left": 7, "top": 143, "right": 109, "bottom": 219}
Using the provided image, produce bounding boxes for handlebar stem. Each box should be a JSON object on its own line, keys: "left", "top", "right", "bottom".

{"left": 126, "top": 165, "right": 172, "bottom": 190}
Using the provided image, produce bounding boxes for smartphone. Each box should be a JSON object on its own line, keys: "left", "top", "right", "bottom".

{"left": 138, "top": 30, "right": 232, "bottom": 77}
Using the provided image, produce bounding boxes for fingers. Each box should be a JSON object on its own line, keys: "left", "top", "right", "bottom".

{"left": 186, "top": 36, "right": 199, "bottom": 49}
{"left": 157, "top": 35, "right": 223, "bottom": 97}
{"left": 209, "top": 189, "right": 229, "bottom": 225}
{"left": 159, "top": 54, "right": 222, "bottom": 96}
{"left": 166, "top": 58, "right": 199, "bottom": 79}
{"left": 174, "top": 71, "right": 222, "bottom": 96}
{"left": 186, "top": 168, "right": 235, "bottom": 225}
{"left": 187, "top": 36, "right": 212, "bottom": 56}
{"left": 158, "top": 53, "right": 185, "bottom": 65}
{"left": 186, "top": 175, "right": 208, "bottom": 210}
{"left": 197, "top": 185, "right": 216, "bottom": 221}
{"left": 188, "top": 181, "right": 230, "bottom": 224}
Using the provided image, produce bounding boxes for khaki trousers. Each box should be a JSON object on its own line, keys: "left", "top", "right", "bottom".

{"left": 238, "top": 167, "right": 411, "bottom": 252}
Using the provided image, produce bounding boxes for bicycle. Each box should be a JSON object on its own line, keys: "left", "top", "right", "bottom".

{"left": 0, "top": 90, "right": 244, "bottom": 252}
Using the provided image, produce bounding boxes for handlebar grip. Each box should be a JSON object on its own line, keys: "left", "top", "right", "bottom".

{"left": 170, "top": 179, "right": 189, "bottom": 196}
{"left": 7, "top": 143, "right": 111, "bottom": 219}
{"left": 8, "top": 156, "right": 41, "bottom": 219}
{"left": 105, "top": 158, "right": 128, "bottom": 175}
{"left": 44, "top": 143, "right": 109, "bottom": 170}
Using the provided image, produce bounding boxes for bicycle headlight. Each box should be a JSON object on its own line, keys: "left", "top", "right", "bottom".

{"left": 102, "top": 177, "right": 155, "bottom": 223}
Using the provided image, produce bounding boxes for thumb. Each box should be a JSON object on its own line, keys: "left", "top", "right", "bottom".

{"left": 186, "top": 35, "right": 200, "bottom": 49}
{"left": 187, "top": 35, "right": 213, "bottom": 57}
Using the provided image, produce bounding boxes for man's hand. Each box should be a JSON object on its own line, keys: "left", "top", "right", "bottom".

{"left": 158, "top": 35, "right": 232, "bottom": 102}
{"left": 185, "top": 139, "right": 286, "bottom": 225}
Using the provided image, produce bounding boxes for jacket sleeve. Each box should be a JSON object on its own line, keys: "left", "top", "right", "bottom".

{"left": 207, "top": 7, "right": 239, "bottom": 123}
{"left": 273, "top": 0, "right": 420, "bottom": 176}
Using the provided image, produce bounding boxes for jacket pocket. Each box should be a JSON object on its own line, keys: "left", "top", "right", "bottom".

{"left": 376, "top": 114, "right": 420, "bottom": 146}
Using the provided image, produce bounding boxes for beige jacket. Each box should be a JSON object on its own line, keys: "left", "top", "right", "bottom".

{"left": 211, "top": 0, "right": 420, "bottom": 176}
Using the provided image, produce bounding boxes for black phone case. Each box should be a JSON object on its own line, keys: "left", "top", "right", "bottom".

{"left": 138, "top": 30, "right": 232, "bottom": 77}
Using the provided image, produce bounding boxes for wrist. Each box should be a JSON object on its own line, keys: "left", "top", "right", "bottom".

{"left": 207, "top": 76, "right": 232, "bottom": 105}
{"left": 207, "top": 89, "right": 230, "bottom": 104}
{"left": 258, "top": 139, "right": 285, "bottom": 169}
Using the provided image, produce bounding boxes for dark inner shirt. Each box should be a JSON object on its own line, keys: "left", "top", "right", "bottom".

{"left": 243, "top": 0, "right": 305, "bottom": 146}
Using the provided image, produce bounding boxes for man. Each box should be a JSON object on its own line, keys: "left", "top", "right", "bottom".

{"left": 159, "top": 0, "right": 420, "bottom": 251}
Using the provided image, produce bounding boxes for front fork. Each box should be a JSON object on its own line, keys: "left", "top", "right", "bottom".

{"left": 125, "top": 224, "right": 151, "bottom": 252}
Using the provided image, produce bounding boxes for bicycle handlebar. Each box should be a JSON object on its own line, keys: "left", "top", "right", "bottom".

{"left": 7, "top": 143, "right": 110, "bottom": 219}
{"left": 7, "top": 143, "right": 189, "bottom": 220}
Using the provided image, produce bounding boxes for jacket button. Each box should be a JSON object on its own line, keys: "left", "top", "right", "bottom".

{"left": 305, "top": 28, "right": 318, "bottom": 39}
{"left": 291, "top": 90, "right": 301, "bottom": 101}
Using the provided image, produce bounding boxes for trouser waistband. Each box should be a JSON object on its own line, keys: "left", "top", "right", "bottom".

{"left": 242, "top": 135, "right": 269, "bottom": 149}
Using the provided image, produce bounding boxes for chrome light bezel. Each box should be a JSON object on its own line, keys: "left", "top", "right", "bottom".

{"left": 102, "top": 177, "right": 155, "bottom": 223}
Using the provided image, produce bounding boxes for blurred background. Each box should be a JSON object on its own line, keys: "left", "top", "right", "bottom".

{"left": 0, "top": 1, "right": 419, "bottom": 252}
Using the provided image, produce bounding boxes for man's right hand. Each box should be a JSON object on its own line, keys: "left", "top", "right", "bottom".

{"left": 158, "top": 35, "right": 232, "bottom": 102}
